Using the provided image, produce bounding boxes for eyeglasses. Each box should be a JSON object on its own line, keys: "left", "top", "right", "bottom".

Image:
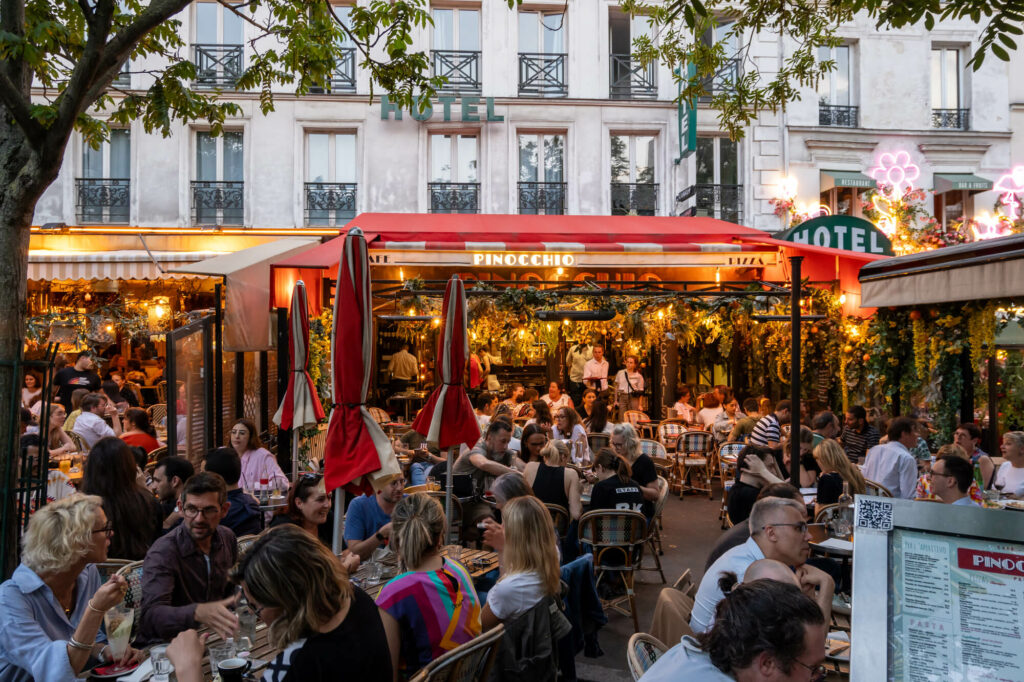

{"left": 931, "top": 471, "right": 953, "bottom": 478}
{"left": 792, "top": 657, "right": 828, "bottom": 682}
{"left": 229, "top": 429, "right": 249, "bottom": 436}
{"left": 182, "top": 504, "right": 221, "bottom": 518}
{"left": 92, "top": 524, "right": 114, "bottom": 536}
{"left": 761, "top": 522, "right": 809, "bottom": 534}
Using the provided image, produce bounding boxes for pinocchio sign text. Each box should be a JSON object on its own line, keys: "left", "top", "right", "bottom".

{"left": 472, "top": 252, "right": 575, "bottom": 267}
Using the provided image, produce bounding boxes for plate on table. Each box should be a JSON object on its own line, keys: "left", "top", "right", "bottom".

{"left": 998, "top": 499, "right": 1024, "bottom": 511}
{"left": 90, "top": 661, "right": 140, "bottom": 678}
{"left": 825, "top": 631, "right": 850, "bottom": 661}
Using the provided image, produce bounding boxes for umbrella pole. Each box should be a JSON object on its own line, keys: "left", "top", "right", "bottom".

{"left": 445, "top": 446, "right": 455, "bottom": 545}
{"left": 291, "top": 430, "right": 299, "bottom": 481}
{"left": 333, "top": 487, "right": 344, "bottom": 555}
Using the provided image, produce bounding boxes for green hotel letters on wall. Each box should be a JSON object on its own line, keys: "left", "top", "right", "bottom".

{"left": 380, "top": 95, "right": 504, "bottom": 122}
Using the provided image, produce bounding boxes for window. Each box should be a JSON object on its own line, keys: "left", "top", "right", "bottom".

{"left": 194, "top": 3, "right": 244, "bottom": 87}
{"left": 698, "top": 20, "right": 740, "bottom": 99}
{"left": 817, "top": 45, "right": 851, "bottom": 106}
{"left": 432, "top": 8, "right": 480, "bottom": 93}
{"left": 193, "top": 131, "right": 243, "bottom": 224}
{"left": 820, "top": 188, "right": 862, "bottom": 217}
{"left": 518, "top": 11, "right": 564, "bottom": 54}
{"left": 609, "top": 11, "right": 656, "bottom": 99}
{"left": 931, "top": 47, "right": 967, "bottom": 129}
{"left": 305, "top": 132, "right": 357, "bottom": 226}
{"left": 518, "top": 133, "right": 565, "bottom": 214}
{"left": 429, "top": 133, "right": 479, "bottom": 213}
{"left": 77, "top": 130, "right": 130, "bottom": 223}
{"left": 934, "top": 192, "right": 969, "bottom": 230}
{"left": 690, "top": 136, "right": 741, "bottom": 222}
{"left": 611, "top": 134, "right": 657, "bottom": 215}
{"left": 311, "top": 6, "right": 356, "bottom": 93}
{"left": 518, "top": 11, "right": 566, "bottom": 96}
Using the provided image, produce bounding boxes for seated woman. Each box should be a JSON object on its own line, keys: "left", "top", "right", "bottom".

{"left": 552, "top": 407, "right": 590, "bottom": 465}
{"left": 781, "top": 426, "right": 818, "bottom": 488}
{"left": 166, "top": 525, "right": 392, "bottom": 682}
{"left": 230, "top": 417, "right": 288, "bottom": 493}
{"left": 586, "top": 447, "right": 645, "bottom": 513}
{"left": 45, "top": 403, "right": 77, "bottom": 458}
{"left": 541, "top": 382, "right": 573, "bottom": 411}
{"left": 525, "top": 443, "right": 582, "bottom": 521}
{"left": 376, "top": 494, "right": 481, "bottom": 678}
{"left": 584, "top": 401, "right": 613, "bottom": 435}
{"left": 672, "top": 384, "right": 696, "bottom": 424}
{"left": 695, "top": 393, "right": 723, "bottom": 429}
{"left": 519, "top": 424, "right": 548, "bottom": 464}
{"left": 579, "top": 389, "right": 598, "bottom": 420}
{"left": 525, "top": 400, "right": 554, "bottom": 436}
{"left": 513, "top": 389, "right": 540, "bottom": 418}
{"left": 120, "top": 407, "right": 162, "bottom": 454}
{"left": 481, "top": 496, "right": 562, "bottom": 629}
{"left": 814, "top": 439, "right": 868, "bottom": 514}
{"left": 271, "top": 473, "right": 333, "bottom": 547}
{"left": 727, "top": 445, "right": 785, "bottom": 525}
{"left": 711, "top": 397, "right": 744, "bottom": 444}
{"left": 0, "top": 494, "right": 141, "bottom": 680}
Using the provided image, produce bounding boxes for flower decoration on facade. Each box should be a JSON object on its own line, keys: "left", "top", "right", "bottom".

{"left": 994, "top": 166, "right": 1024, "bottom": 220}
{"left": 868, "top": 151, "right": 920, "bottom": 196}
{"left": 970, "top": 212, "right": 1015, "bottom": 241}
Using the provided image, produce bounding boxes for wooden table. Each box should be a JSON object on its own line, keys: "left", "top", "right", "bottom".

{"left": 634, "top": 419, "right": 660, "bottom": 440}
{"left": 354, "top": 546, "right": 499, "bottom": 600}
{"left": 201, "top": 623, "right": 278, "bottom": 680}
{"left": 808, "top": 524, "right": 853, "bottom": 558}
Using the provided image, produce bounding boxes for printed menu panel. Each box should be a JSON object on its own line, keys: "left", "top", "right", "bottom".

{"left": 891, "top": 529, "right": 1024, "bottom": 682}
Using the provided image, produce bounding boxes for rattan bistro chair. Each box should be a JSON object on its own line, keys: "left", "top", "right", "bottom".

{"left": 115, "top": 560, "right": 145, "bottom": 610}
{"left": 94, "top": 559, "right": 132, "bottom": 582}
{"left": 587, "top": 432, "right": 611, "bottom": 453}
{"left": 579, "top": 509, "right": 648, "bottom": 632}
{"left": 676, "top": 430, "right": 714, "bottom": 499}
{"left": 865, "top": 479, "right": 893, "bottom": 497}
{"left": 545, "top": 503, "right": 571, "bottom": 542}
{"left": 626, "top": 632, "right": 669, "bottom": 682}
{"left": 657, "top": 422, "right": 685, "bottom": 454}
{"left": 408, "top": 624, "right": 505, "bottom": 682}
{"left": 639, "top": 477, "right": 669, "bottom": 584}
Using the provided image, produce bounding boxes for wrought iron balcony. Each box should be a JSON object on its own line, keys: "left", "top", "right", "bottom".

{"left": 518, "top": 182, "right": 566, "bottom": 215}
{"left": 677, "top": 183, "right": 743, "bottom": 223}
{"left": 305, "top": 182, "right": 357, "bottom": 226}
{"left": 611, "top": 182, "right": 658, "bottom": 215}
{"left": 819, "top": 104, "right": 859, "bottom": 127}
{"left": 518, "top": 53, "right": 567, "bottom": 97}
{"left": 428, "top": 182, "right": 480, "bottom": 213}
{"left": 432, "top": 50, "right": 481, "bottom": 94}
{"left": 310, "top": 47, "right": 356, "bottom": 94}
{"left": 698, "top": 57, "right": 740, "bottom": 103}
{"left": 932, "top": 108, "right": 969, "bottom": 130}
{"left": 193, "top": 44, "right": 244, "bottom": 88}
{"left": 609, "top": 54, "right": 657, "bottom": 100}
{"left": 75, "top": 178, "right": 130, "bottom": 224}
{"left": 191, "top": 180, "right": 244, "bottom": 225}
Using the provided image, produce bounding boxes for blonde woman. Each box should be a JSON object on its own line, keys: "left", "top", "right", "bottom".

{"left": 552, "top": 406, "right": 590, "bottom": 465}
{"left": 376, "top": 494, "right": 481, "bottom": 678}
{"left": 481, "top": 496, "right": 562, "bottom": 629}
{"left": 0, "top": 494, "right": 141, "bottom": 680}
{"left": 813, "top": 440, "right": 867, "bottom": 514}
{"left": 524, "top": 443, "right": 582, "bottom": 521}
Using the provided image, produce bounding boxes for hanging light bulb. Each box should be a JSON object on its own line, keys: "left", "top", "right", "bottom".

{"left": 399, "top": 268, "right": 405, "bottom": 282}
{"left": 839, "top": 293, "right": 847, "bottom": 305}
{"left": 562, "top": 319, "right": 570, "bottom": 326}
{"left": 556, "top": 267, "right": 564, "bottom": 276}
{"left": 408, "top": 308, "right": 415, "bottom": 316}
{"left": 715, "top": 268, "right": 721, "bottom": 284}
{"left": 432, "top": 317, "right": 441, "bottom": 326}
{"left": 83, "top": 292, "right": 92, "bottom": 302}
{"left": 546, "top": 323, "right": 552, "bottom": 331}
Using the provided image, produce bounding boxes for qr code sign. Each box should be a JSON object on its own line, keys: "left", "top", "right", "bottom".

{"left": 857, "top": 499, "right": 893, "bottom": 531}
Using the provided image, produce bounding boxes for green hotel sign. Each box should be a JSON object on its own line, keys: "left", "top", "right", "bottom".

{"left": 779, "top": 215, "right": 894, "bottom": 256}
{"left": 380, "top": 95, "right": 504, "bottom": 122}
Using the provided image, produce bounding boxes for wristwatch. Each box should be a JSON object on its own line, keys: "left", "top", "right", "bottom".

{"left": 375, "top": 532, "right": 386, "bottom": 543}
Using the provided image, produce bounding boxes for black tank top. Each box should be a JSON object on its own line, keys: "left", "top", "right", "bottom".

{"left": 533, "top": 461, "right": 570, "bottom": 509}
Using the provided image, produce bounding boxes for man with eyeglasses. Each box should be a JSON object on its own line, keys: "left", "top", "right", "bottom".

{"left": 138, "top": 472, "right": 239, "bottom": 645}
{"left": 690, "top": 497, "right": 833, "bottom": 635}
{"left": 344, "top": 474, "right": 406, "bottom": 561}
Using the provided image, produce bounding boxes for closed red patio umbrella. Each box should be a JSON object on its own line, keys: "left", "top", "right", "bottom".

{"left": 411, "top": 275, "right": 480, "bottom": 532}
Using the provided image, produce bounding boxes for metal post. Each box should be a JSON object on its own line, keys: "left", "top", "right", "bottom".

{"left": 214, "top": 282, "right": 224, "bottom": 443}
{"left": 988, "top": 354, "right": 999, "bottom": 456}
{"left": 275, "top": 307, "right": 291, "bottom": 474}
{"left": 166, "top": 329, "right": 177, "bottom": 451}
{"left": 445, "top": 447, "right": 455, "bottom": 544}
{"left": 789, "top": 256, "right": 803, "bottom": 489}
{"left": 203, "top": 320, "right": 215, "bottom": 453}
{"left": 234, "top": 352, "right": 245, "bottom": 420}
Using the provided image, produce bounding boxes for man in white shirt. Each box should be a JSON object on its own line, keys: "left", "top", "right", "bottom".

{"left": 72, "top": 392, "right": 121, "bottom": 449}
{"left": 565, "top": 340, "right": 592, "bottom": 406}
{"left": 862, "top": 417, "right": 920, "bottom": 499}
{"left": 386, "top": 343, "right": 419, "bottom": 394}
{"left": 690, "top": 496, "right": 830, "bottom": 634}
{"left": 931, "top": 455, "right": 980, "bottom": 506}
{"left": 582, "top": 344, "right": 609, "bottom": 391}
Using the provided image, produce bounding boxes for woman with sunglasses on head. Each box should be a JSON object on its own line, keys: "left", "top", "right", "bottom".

{"left": 166, "top": 524, "right": 391, "bottom": 682}
{"left": 270, "top": 473, "right": 334, "bottom": 547}
{"left": 229, "top": 417, "right": 288, "bottom": 495}
{"left": 0, "top": 494, "right": 142, "bottom": 680}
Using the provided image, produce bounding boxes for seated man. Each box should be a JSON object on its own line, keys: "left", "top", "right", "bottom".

{"left": 150, "top": 456, "right": 195, "bottom": 532}
{"left": 344, "top": 474, "right": 405, "bottom": 561}
{"left": 452, "top": 420, "right": 523, "bottom": 530}
{"left": 704, "top": 483, "right": 803, "bottom": 571}
{"left": 72, "top": 392, "right": 122, "bottom": 449}
{"left": 642, "top": 578, "right": 827, "bottom": 681}
{"left": 690, "top": 496, "right": 833, "bottom": 634}
{"left": 930, "top": 455, "right": 980, "bottom": 506}
{"left": 394, "top": 429, "right": 443, "bottom": 486}
{"left": 137, "top": 472, "right": 239, "bottom": 645}
{"left": 862, "top": 416, "right": 919, "bottom": 499}
{"left": 204, "top": 447, "right": 261, "bottom": 536}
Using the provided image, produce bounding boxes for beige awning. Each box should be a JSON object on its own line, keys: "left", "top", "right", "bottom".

{"left": 170, "top": 238, "right": 320, "bottom": 352}
{"left": 859, "top": 234, "right": 1024, "bottom": 307}
{"left": 28, "top": 250, "right": 224, "bottom": 281}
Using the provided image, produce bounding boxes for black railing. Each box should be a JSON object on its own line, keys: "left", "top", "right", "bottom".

{"left": 677, "top": 183, "right": 743, "bottom": 223}
{"left": 611, "top": 182, "right": 658, "bottom": 215}
{"left": 305, "top": 182, "right": 357, "bottom": 226}
{"left": 518, "top": 182, "right": 566, "bottom": 214}
{"left": 432, "top": 50, "right": 481, "bottom": 94}
{"left": 75, "top": 178, "right": 130, "bottom": 224}
{"left": 932, "top": 108, "right": 969, "bottom": 130}
{"left": 609, "top": 54, "right": 657, "bottom": 100}
{"left": 819, "top": 104, "right": 859, "bottom": 127}
{"left": 518, "top": 53, "right": 567, "bottom": 96}
{"left": 193, "top": 44, "right": 244, "bottom": 87}
{"left": 428, "top": 182, "right": 480, "bottom": 213}
{"left": 311, "top": 47, "right": 356, "bottom": 94}
{"left": 191, "top": 180, "right": 244, "bottom": 225}
{"left": 698, "top": 57, "right": 740, "bottom": 102}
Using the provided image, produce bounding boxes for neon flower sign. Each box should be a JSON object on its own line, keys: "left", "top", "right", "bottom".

{"left": 994, "top": 166, "right": 1024, "bottom": 219}
{"left": 868, "top": 151, "right": 921, "bottom": 195}
{"left": 971, "top": 213, "right": 1014, "bottom": 241}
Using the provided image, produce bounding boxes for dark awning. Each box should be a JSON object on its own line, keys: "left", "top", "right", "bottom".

{"left": 820, "top": 170, "right": 875, "bottom": 191}
{"left": 933, "top": 173, "right": 992, "bottom": 194}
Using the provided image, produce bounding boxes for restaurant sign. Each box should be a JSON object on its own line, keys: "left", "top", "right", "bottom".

{"left": 778, "top": 215, "right": 894, "bottom": 256}
{"left": 380, "top": 95, "right": 504, "bottom": 122}
{"left": 369, "top": 249, "right": 777, "bottom": 268}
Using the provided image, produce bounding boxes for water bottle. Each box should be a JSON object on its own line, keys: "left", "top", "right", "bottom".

{"left": 835, "top": 481, "right": 854, "bottom": 538}
{"left": 235, "top": 590, "right": 257, "bottom": 656}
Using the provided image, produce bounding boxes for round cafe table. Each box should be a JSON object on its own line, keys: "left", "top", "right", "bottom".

{"left": 808, "top": 523, "right": 853, "bottom": 558}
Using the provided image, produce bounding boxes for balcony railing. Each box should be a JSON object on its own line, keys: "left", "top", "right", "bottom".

{"left": 193, "top": 44, "right": 244, "bottom": 88}
{"left": 518, "top": 53, "right": 567, "bottom": 97}
{"left": 611, "top": 182, "right": 658, "bottom": 215}
{"left": 305, "top": 182, "right": 357, "bottom": 226}
{"left": 428, "top": 182, "right": 480, "bottom": 213}
{"left": 819, "top": 104, "right": 859, "bottom": 128}
{"left": 432, "top": 50, "right": 481, "bottom": 94}
{"left": 518, "top": 182, "right": 566, "bottom": 215}
{"left": 191, "top": 180, "right": 244, "bottom": 225}
{"left": 609, "top": 54, "right": 657, "bottom": 100}
{"left": 698, "top": 57, "right": 740, "bottom": 103}
{"left": 677, "top": 183, "right": 743, "bottom": 223}
{"left": 932, "top": 108, "right": 969, "bottom": 130}
{"left": 75, "top": 178, "right": 130, "bottom": 224}
{"left": 310, "top": 47, "right": 356, "bottom": 94}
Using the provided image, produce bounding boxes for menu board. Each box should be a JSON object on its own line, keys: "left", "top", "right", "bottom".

{"left": 890, "top": 528, "right": 1024, "bottom": 681}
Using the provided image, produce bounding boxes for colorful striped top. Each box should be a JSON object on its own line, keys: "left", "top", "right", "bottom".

{"left": 375, "top": 559, "right": 481, "bottom": 676}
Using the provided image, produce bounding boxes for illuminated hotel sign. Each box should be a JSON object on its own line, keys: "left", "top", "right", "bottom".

{"left": 472, "top": 252, "right": 575, "bottom": 267}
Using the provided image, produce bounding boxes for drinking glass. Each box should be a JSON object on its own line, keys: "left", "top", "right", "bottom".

{"left": 208, "top": 641, "right": 236, "bottom": 672}
{"left": 59, "top": 460, "right": 71, "bottom": 475}
{"left": 427, "top": 476, "right": 437, "bottom": 491}
{"left": 149, "top": 645, "right": 172, "bottom": 682}
{"left": 447, "top": 545, "right": 463, "bottom": 564}
{"left": 103, "top": 605, "right": 134, "bottom": 661}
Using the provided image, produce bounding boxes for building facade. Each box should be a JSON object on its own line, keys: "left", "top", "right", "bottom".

{"left": 31, "top": 2, "right": 1016, "bottom": 235}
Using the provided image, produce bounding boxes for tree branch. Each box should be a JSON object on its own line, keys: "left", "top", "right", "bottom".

{"left": 0, "top": 68, "right": 43, "bottom": 142}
